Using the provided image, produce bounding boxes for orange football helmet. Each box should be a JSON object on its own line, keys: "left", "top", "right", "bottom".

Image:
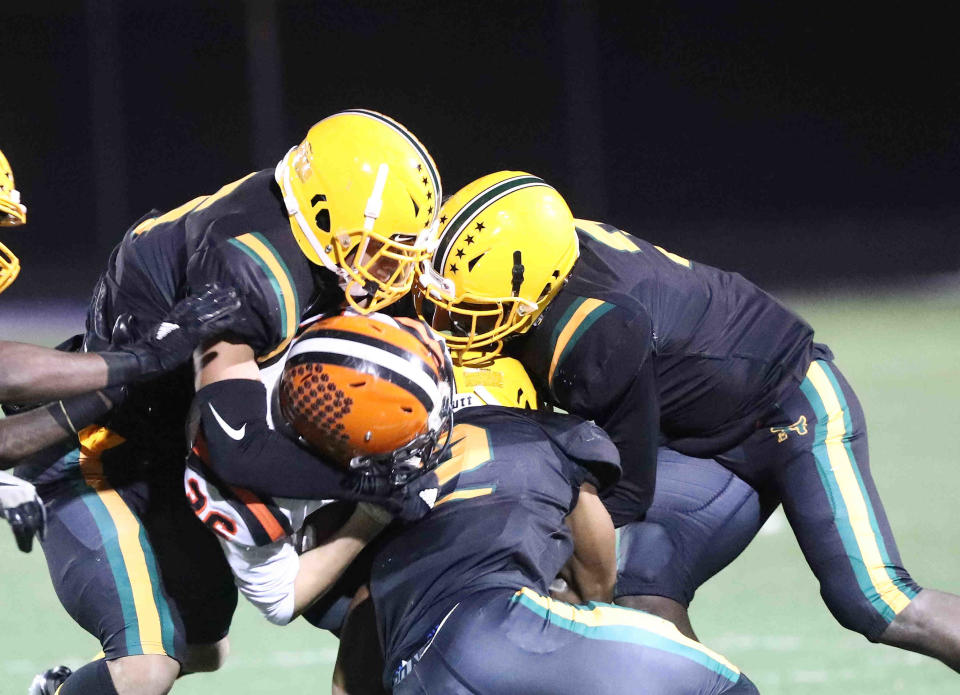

{"left": 277, "top": 312, "right": 453, "bottom": 480}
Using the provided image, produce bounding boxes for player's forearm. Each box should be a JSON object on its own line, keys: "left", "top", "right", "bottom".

{"left": 0, "top": 390, "right": 115, "bottom": 467}
{"left": 292, "top": 504, "right": 389, "bottom": 618}
{"left": 0, "top": 341, "right": 109, "bottom": 402}
{"left": 0, "top": 405, "right": 72, "bottom": 467}
{"left": 565, "top": 483, "right": 617, "bottom": 603}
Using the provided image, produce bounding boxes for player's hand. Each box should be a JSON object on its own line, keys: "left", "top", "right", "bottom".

{"left": 120, "top": 283, "right": 242, "bottom": 380}
{"left": 0, "top": 470, "right": 46, "bottom": 553}
{"left": 343, "top": 469, "right": 439, "bottom": 523}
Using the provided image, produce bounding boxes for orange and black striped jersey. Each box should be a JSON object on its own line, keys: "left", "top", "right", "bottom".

{"left": 508, "top": 220, "right": 831, "bottom": 524}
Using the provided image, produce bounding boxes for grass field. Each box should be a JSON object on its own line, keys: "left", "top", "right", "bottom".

{"left": 1, "top": 284, "right": 958, "bottom": 694}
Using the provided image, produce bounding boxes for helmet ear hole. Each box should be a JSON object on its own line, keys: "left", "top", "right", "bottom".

{"left": 314, "top": 209, "right": 331, "bottom": 233}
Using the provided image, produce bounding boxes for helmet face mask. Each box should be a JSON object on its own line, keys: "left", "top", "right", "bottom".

{"left": 414, "top": 276, "right": 538, "bottom": 363}
{"left": 0, "top": 148, "right": 26, "bottom": 294}
{"left": 0, "top": 240, "right": 20, "bottom": 294}
{"left": 275, "top": 110, "right": 441, "bottom": 314}
{"left": 414, "top": 171, "right": 578, "bottom": 363}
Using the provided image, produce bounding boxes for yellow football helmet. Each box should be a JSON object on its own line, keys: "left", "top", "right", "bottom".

{"left": 452, "top": 353, "right": 538, "bottom": 411}
{"left": 0, "top": 148, "right": 26, "bottom": 294}
{"left": 415, "top": 171, "right": 578, "bottom": 363}
{"left": 275, "top": 109, "right": 441, "bottom": 313}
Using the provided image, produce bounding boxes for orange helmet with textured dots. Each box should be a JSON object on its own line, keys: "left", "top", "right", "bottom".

{"left": 277, "top": 312, "right": 453, "bottom": 479}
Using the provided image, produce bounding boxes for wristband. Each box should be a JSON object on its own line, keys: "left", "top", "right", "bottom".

{"left": 46, "top": 392, "right": 113, "bottom": 436}
{"left": 100, "top": 351, "right": 144, "bottom": 387}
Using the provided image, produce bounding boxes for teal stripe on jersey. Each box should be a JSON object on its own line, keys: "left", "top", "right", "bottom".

{"left": 72, "top": 476, "right": 141, "bottom": 655}
{"left": 513, "top": 592, "right": 740, "bottom": 683}
{"left": 555, "top": 302, "right": 614, "bottom": 372}
{"left": 251, "top": 232, "right": 301, "bottom": 327}
{"left": 548, "top": 297, "right": 587, "bottom": 356}
{"left": 227, "top": 236, "right": 289, "bottom": 337}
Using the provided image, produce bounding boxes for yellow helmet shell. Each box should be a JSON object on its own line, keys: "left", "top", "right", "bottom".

{"left": 0, "top": 148, "right": 25, "bottom": 294}
{"left": 0, "top": 149, "right": 26, "bottom": 227}
{"left": 275, "top": 110, "right": 441, "bottom": 313}
{"left": 416, "top": 171, "right": 578, "bottom": 359}
{"left": 452, "top": 353, "right": 538, "bottom": 411}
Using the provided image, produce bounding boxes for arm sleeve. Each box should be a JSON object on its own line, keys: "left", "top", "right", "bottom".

{"left": 218, "top": 536, "right": 299, "bottom": 626}
{"left": 551, "top": 308, "right": 658, "bottom": 524}
{"left": 194, "top": 378, "right": 354, "bottom": 500}
{"left": 185, "top": 240, "right": 284, "bottom": 356}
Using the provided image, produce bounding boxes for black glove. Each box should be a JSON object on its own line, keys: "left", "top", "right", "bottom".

{"left": 344, "top": 470, "right": 440, "bottom": 523}
{"left": 102, "top": 283, "right": 242, "bottom": 385}
{"left": 0, "top": 470, "right": 46, "bottom": 553}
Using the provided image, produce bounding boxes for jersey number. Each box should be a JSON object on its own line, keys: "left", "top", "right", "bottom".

{"left": 578, "top": 221, "right": 691, "bottom": 268}
{"left": 432, "top": 423, "right": 496, "bottom": 506}
{"left": 186, "top": 475, "right": 239, "bottom": 538}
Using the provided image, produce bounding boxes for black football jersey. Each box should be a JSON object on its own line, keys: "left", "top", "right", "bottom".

{"left": 81, "top": 170, "right": 343, "bottom": 458}
{"left": 370, "top": 406, "right": 620, "bottom": 672}
{"left": 508, "top": 220, "right": 831, "bottom": 521}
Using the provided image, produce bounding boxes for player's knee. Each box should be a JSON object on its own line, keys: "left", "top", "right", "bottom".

{"left": 182, "top": 637, "right": 230, "bottom": 673}
{"left": 618, "top": 522, "right": 677, "bottom": 582}
{"left": 818, "top": 571, "right": 915, "bottom": 641}
{"left": 106, "top": 654, "right": 180, "bottom": 695}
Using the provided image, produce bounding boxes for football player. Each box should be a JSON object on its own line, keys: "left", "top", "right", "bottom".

{"left": 413, "top": 171, "right": 960, "bottom": 673}
{"left": 1, "top": 148, "right": 241, "bottom": 552}
{"left": 27, "top": 111, "right": 443, "bottom": 695}
{"left": 336, "top": 347, "right": 758, "bottom": 694}
{"left": 181, "top": 313, "right": 449, "bottom": 631}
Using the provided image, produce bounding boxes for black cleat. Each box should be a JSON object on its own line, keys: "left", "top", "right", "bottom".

{"left": 28, "top": 665, "right": 72, "bottom": 695}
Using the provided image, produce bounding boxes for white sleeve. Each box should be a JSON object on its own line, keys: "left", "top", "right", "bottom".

{"left": 219, "top": 536, "right": 300, "bottom": 626}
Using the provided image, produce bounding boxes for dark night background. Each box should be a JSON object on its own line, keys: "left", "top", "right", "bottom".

{"left": 1, "top": 1, "right": 958, "bottom": 310}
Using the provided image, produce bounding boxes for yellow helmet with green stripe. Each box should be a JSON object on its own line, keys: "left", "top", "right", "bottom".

{"left": 452, "top": 353, "right": 538, "bottom": 411}
{"left": 0, "top": 148, "right": 26, "bottom": 294}
{"left": 275, "top": 110, "right": 441, "bottom": 314}
{"left": 415, "top": 171, "right": 578, "bottom": 363}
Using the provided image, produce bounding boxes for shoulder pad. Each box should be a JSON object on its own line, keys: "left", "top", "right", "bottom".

{"left": 522, "top": 410, "right": 622, "bottom": 491}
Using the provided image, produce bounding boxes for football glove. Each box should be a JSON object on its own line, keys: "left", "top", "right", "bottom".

{"left": 344, "top": 470, "right": 439, "bottom": 523}
{"left": 104, "top": 283, "right": 242, "bottom": 384}
{"left": 0, "top": 469, "right": 46, "bottom": 553}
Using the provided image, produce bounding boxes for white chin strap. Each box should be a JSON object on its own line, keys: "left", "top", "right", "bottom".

{"left": 275, "top": 149, "right": 342, "bottom": 278}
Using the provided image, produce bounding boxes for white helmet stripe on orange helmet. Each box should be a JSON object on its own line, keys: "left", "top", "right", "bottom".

{"left": 288, "top": 336, "right": 443, "bottom": 414}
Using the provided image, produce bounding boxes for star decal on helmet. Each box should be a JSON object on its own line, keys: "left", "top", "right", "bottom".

{"left": 465, "top": 235, "right": 475, "bottom": 245}
{"left": 455, "top": 248, "right": 465, "bottom": 258}
{"left": 475, "top": 221, "right": 485, "bottom": 232}
{"left": 449, "top": 263, "right": 459, "bottom": 274}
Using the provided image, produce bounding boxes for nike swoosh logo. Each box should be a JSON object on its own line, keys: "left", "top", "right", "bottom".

{"left": 209, "top": 403, "right": 246, "bottom": 441}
